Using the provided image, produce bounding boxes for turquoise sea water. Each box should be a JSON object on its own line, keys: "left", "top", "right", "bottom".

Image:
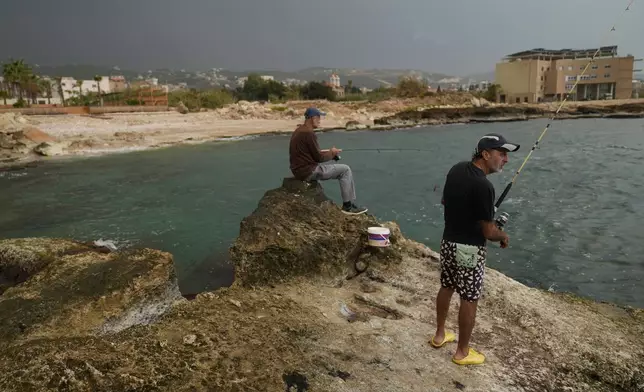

{"left": 1, "top": 118, "right": 643, "bottom": 307}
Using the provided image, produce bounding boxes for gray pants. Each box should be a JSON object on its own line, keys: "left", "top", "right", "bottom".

{"left": 307, "top": 163, "right": 356, "bottom": 202}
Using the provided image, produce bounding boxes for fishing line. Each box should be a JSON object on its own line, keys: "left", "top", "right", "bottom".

{"left": 494, "top": 0, "right": 636, "bottom": 210}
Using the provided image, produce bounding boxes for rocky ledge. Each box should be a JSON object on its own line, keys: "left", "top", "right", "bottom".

{"left": 0, "top": 179, "right": 642, "bottom": 391}
{"left": 375, "top": 101, "right": 644, "bottom": 127}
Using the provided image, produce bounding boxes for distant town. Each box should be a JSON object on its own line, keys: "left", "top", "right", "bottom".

{"left": 1, "top": 45, "right": 642, "bottom": 109}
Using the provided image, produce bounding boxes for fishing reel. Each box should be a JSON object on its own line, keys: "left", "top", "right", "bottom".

{"left": 495, "top": 212, "right": 510, "bottom": 230}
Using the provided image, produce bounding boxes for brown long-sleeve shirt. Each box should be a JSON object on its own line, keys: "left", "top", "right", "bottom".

{"left": 289, "top": 127, "right": 333, "bottom": 180}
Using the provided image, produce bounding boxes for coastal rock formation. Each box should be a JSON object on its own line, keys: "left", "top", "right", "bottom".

{"left": 0, "top": 113, "right": 61, "bottom": 162}
{"left": 375, "top": 101, "right": 644, "bottom": 127}
{"left": 0, "top": 179, "right": 642, "bottom": 391}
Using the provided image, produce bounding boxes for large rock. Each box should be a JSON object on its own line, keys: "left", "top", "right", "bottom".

{"left": 0, "top": 238, "right": 181, "bottom": 341}
{"left": 0, "top": 132, "right": 15, "bottom": 149}
{"left": 176, "top": 101, "right": 189, "bottom": 114}
{"left": 34, "top": 141, "right": 65, "bottom": 156}
{"left": 230, "top": 177, "right": 406, "bottom": 286}
{"left": 19, "top": 126, "right": 56, "bottom": 144}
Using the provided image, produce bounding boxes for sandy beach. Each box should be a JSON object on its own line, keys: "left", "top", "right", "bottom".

{"left": 2, "top": 97, "right": 644, "bottom": 169}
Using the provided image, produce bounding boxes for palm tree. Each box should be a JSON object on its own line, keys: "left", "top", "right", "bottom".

{"left": 38, "top": 78, "right": 53, "bottom": 105}
{"left": 94, "top": 75, "right": 103, "bottom": 106}
{"left": 55, "top": 77, "right": 66, "bottom": 106}
{"left": 75, "top": 79, "right": 83, "bottom": 101}
{"left": 23, "top": 74, "right": 41, "bottom": 104}
{"left": 2, "top": 59, "right": 32, "bottom": 102}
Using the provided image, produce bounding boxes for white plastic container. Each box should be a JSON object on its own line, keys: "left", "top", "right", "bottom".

{"left": 367, "top": 227, "right": 391, "bottom": 247}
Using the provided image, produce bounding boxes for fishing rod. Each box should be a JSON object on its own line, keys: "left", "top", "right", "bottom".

{"left": 332, "top": 148, "right": 429, "bottom": 160}
{"left": 494, "top": 0, "right": 636, "bottom": 216}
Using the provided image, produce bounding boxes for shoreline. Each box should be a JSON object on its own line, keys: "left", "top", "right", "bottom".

{"left": 2, "top": 98, "right": 644, "bottom": 171}
{"left": 1, "top": 181, "right": 641, "bottom": 391}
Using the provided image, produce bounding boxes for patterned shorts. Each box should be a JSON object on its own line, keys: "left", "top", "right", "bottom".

{"left": 439, "top": 239, "right": 487, "bottom": 302}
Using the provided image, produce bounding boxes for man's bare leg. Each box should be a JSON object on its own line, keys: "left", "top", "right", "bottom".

{"left": 453, "top": 298, "right": 478, "bottom": 360}
{"left": 433, "top": 287, "right": 454, "bottom": 343}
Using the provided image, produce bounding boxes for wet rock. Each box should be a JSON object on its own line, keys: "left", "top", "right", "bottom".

{"left": 33, "top": 142, "right": 65, "bottom": 156}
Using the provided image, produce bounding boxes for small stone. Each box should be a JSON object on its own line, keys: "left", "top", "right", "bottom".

{"left": 229, "top": 299, "right": 242, "bottom": 308}
{"left": 183, "top": 334, "right": 197, "bottom": 345}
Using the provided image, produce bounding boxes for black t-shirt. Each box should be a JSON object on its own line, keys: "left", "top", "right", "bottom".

{"left": 441, "top": 161, "right": 495, "bottom": 246}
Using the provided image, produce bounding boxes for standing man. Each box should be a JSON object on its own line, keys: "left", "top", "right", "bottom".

{"left": 289, "top": 107, "right": 368, "bottom": 215}
{"left": 430, "top": 133, "right": 520, "bottom": 365}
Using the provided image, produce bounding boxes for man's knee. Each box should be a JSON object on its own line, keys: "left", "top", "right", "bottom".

{"left": 336, "top": 164, "right": 351, "bottom": 176}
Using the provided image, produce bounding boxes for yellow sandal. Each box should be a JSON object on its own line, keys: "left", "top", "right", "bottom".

{"left": 452, "top": 348, "right": 485, "bottom": 365}
{"left": 430, "top": 331, "right": 456, "bottom": 348}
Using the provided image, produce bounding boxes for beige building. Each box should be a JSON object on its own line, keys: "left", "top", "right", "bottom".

{"left": 495, "top": 46, "right": 640, "bottom": 103}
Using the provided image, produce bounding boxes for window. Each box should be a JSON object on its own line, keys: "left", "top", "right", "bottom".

{"left": 541, "top": 76, "right": 544, "bottom": 81}
{"left": 516, "top": 97, "right": 520, "bottom": 103}
{"left": 604, "top": 73, "right": 611, "bottom": 78}
{"left": 605, "top": 64, "right": 612, "bottom": 68}
{"left": 558, "top": 66, "right": 563, "bottom": 71}
{"left": 592, "top": 65, "right": 598, "bottom": 69}
{"left": 567, "top": 66, "right": 573, "bottom": 71}
{"left": 524, "top": 97, "right": 528, "bottom": 103}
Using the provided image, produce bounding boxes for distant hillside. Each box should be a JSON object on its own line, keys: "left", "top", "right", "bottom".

{"left": 464, "top": 70, "right": 495, "bottom": 83}
{"left": 22, "top": 63, "right": 468, "bottom": 90}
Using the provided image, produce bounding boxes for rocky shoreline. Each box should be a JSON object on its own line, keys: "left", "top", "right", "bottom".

{"left": 374, "top": 101, "right": 644, "bottom": 128}
{"left": 0, "top": 178, "right": 642, "bottom": 391}
{"left": 1, "top": 99, "right": 644, "bottom": 171}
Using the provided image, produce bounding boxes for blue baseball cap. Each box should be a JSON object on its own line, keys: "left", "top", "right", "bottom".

{"left": 304, "top": 107, "right": 326, "bottom": 119}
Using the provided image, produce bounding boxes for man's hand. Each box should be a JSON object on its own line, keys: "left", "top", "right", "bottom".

{"left": 500, "top": 234, "right": 509, "bottom": 249}
{"left": 330, "top": 147, "right": 342, "bottom": 156}
{"left": 480, "top": 221, "right": 509, "bottom": 247}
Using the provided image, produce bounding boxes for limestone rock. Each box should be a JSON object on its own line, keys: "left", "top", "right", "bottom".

{"left": 0, "top": 238, "right": 88, "bottom": 294}
{"left": 230, "top": 178, "right": 406, "bottom": 286}
{"left": 33, "top": 142, "right": 65, "bottom": 156}
{"left": 346, "top": 120, "right": 367, "bottom": 131}
{"left": 19, "top": 127, "right": 55, "bottom": 144}
{"left": 177, "top": 101, "right": 189, "bottom": 114}
{"left": 0, "top": 133, "right": 15, "bottom": 149}
{"left": 0, "top": 238, "right": 181, "bottom": 340}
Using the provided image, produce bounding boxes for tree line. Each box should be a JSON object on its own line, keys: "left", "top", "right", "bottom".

{"left": 2, "top": 58, "right": 500, "bottom": 110}
{"left": 1, "top": 58, "right": 112, "bottom": 107}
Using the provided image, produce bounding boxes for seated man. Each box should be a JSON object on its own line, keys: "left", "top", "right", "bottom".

{"left": 289, "top": 107, "right": 368, "bottom": 215}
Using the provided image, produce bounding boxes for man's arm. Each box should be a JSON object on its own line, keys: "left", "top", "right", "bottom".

{"left": 306, "top": 132, "right": 333, "bottom": 162}
{"left": 474, "top": 181, "right": 509, "bottom": 244}
{"left": 479, "top": 221, "right": 508, "bottom": 242}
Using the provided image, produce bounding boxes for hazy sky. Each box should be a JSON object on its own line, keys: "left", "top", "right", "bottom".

{"left": 1, "top": 0, "right": 641, "bottom": 75}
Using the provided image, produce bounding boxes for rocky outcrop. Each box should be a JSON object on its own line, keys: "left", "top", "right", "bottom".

{"left": 0, "top": 238, "right": 182, "bottom": 342}
{"left": 0, "top": 113, "right": 63, "bottom": 163}
{"left": 231, "top": 177, "right": 407, "bottom": 286}
{"left": 375, "top": 101, "right": 644, "bottom": 127}
{"left": 0, "top": 181, "right": 642, "bottom": 391}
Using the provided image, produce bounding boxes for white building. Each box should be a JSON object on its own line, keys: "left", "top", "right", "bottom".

{"left": 59, "top": 77, "right": 111, "bottom": 100}
{"left": 0, "top": 76, "right": 63, "bottom": 105}
{"left": 329, "top": 74, "right": 341, "bottom": 88}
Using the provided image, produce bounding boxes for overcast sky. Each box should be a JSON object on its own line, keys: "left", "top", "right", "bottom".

{"left": 1, "top": 0, "right": 641, "bottom": 76}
